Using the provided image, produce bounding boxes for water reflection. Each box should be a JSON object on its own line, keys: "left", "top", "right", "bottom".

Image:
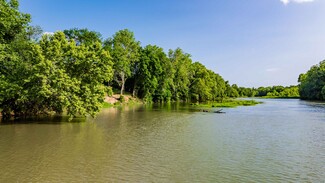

{"left": 0, "top": 115, "right": 86, "bottom": 125}
{"left": 0, "top": 99, "right": 324, "bottom": 182}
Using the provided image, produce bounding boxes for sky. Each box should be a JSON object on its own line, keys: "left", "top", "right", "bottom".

{"left": 19, "top": 0, "right": 325, "bottom": 87}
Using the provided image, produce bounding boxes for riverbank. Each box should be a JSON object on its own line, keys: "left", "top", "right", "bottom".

{"left": 103, "top": 94, "right": 143, "bottom": 108}
{"left": 102, "top": 96, "right": 261, "bottom": 109}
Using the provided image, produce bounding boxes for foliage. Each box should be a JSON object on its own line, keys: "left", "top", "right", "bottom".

{"left": 102, "top": 102, "right": 114, "bottom": 108}
{"left": 298, "top": 60, "right": 325, "bottom": 100}
{"left": 63, "top": 28, "right": 102, "bottom": 45}
{"left": 0, "top": 0, "right": 31, "bottom": 44}
{"left": 210, "top": 99, "right": 261, "bottom": 107}
{"left": 192, "top": 99, "right": 262, "bottom": 108}
{"left": 168, "top": 48, "right": 192, "bottom": 101}
{"left": 189, "top": 62, "right": 226, "bottom": 101}
{"left": 5, "top": 0, "right": 305, "bottom": 120}
{"left": 0, "top": 29, "right": 113, "bottom": 118}
{"left": 104, "top": 29, "right": 141, "bottom": 95}
{"left": 119, "top": 95, "right": 125, "bottom": 103}
{"left": 38, "top": 32, "right": 113, "bottom": 118}
{"left": 237, "top": 87, "right": 257, "bottom": 97}
{"left": 0, "top": 39, "right": 45, "bottom": 117}
{"left": 225, "top": 83, "right": 239, "bottom": 98}
{"left": 254, "top": 85, "right": 300, "bottom": 98}
{"left": 106, "top": 86, "right": 113, "bottom": 97}
{"left": 135, "top": 45, "right": 171, "bottom": 102}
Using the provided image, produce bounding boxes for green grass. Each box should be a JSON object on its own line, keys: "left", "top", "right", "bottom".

{"left": 258, "top": 96, "right": 300, "bottom": 99}
{"left": 102, "top": 102, "right": 114, "bottom": 108}
{"left": 101, "top": 97, "right": 143, "bottom": 109}
{"left": 102, "top": 98, "right": 261, "bottom": 109}
{"left": 191, "top": 99, "right": 262, "bottom": 108}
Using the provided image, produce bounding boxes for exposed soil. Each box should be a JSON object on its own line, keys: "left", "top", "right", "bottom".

{"left": 104, "top": 94, "right": 134, "bottom": 104}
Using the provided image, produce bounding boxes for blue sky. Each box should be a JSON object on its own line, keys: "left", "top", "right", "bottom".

{"left": 20, "top": 0, "right": 325, "bottom": 87}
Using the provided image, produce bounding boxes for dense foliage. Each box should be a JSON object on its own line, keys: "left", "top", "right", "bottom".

{"left": 1, "top": 0, "right": 307, "bottom": 119}
{"left": 104, "top": 29, "right": 141, "bottom": 95}
{"left": 298, "top": 60, "right": 325, "bottom": 100}
{"left": 0, "top": 0, "right": 113, "bottom": 119}
{"left": 0, "top": 0, "right": 230, "bottom": 119}
{"left": 254, "top": 85, "right": 299, "bottom": 98}
{"left": 223, "top": 85, "right": 299, "bottom": 98}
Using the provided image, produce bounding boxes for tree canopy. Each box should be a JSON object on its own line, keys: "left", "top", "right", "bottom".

{"left": 0, "top": 0, "right": 114, "bottom": 119}
{"left": 63, "top": 28, "right": 102, "bottom": 46}
{"left": 299, "top": 60, "right": 325, "bottom": 100}
{"left": 104, "top": 29, "right": 141, "bottom": 95}
{"left": 3, "top": 0, "right": 318, "bottom": 120}
{"left": 0, "top": 0, "right": 31, "bottom": 43}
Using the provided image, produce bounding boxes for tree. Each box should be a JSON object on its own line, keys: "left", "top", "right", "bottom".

{"left": 189, "top": 62, "right": 213, "bottom": 101}
{"left": 0, "top": 0, "right": 31, "bottom": 44}
{"left": 279, "top": 86, "right": 299, "bottom": 97}
{"left": 135, "top": 45, "right": 170, "bottom": 102}
{"left": 39, "top": 32, "right": 114, "bottom": 118}
{"left": 0, "top": 0, "right": 33, "bottom": 117}
{"left": 0, "top": 30, "right": 113, "bottom": 119}
{"left": 0, "top": 39, "right": 42, "bottom": 117}
{"left": 168, "top": 48, "right": 192, "bottom": 101}
{"left": 63, "top": 28, "right": 102, "bottom": 46}
{"left": 299, "top": 60, "right": 325, "bottom": 100}
{"left": 225, "top": 82, "right": 239, "bottom": 98}
{"left": 104, "top": 29, "right": 140, "bottom": 95}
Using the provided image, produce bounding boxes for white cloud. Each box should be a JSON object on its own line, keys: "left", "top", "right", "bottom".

{"left": 43, "top": 32, "right": 54, "bottom": 35}
{"left": 280, "top": 0, "right": 315, "bottom": 5}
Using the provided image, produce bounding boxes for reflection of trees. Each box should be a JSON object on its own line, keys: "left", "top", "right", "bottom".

{"left": 0, "top": 105, "right": 193, "bottom": 181}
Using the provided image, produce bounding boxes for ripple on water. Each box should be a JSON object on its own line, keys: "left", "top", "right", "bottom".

{"left": 0, "top": 99, "right": 324, "bottom": 182}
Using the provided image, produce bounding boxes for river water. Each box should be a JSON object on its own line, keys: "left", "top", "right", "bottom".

{"left": 0, "top": 99, "right": 324, "bottom": 182}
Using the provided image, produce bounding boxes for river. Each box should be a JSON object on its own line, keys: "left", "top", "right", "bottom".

{"left": 0, "top": 99, "right": 324, "bottom": 182}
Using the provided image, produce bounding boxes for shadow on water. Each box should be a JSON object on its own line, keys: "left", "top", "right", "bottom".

{"left": 298, "top": 100, "right": 325, "bottom": 113}
{"left": 0, "top": 101, "right": 230, "bottom": 126}
{"left": 0, "top": 115, "right": 86, "bottom": 125}
{"left": 0, "top": 99, "right": 324, "bottom": 182}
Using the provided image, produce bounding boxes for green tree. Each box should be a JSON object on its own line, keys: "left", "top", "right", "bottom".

{"left": 168, "top": 48, "right": 192, "bottom": 101}
{"left": 0, "top": 39, "right": 43, "bottom": 117}
{"left": 211, "top": 72, "right": 226, "bottom": 101}
{"left": 279, "top": 86, "right": 299, "bottom": 97}
{"left": 63, "top": 28, "right": 102, "bottom": 45}
{"left": 189, "top": 62, "right": 213, "bottom": 101}
{"left": 225, "top": 82, "right": 239, "bottom": 98}
{"left": 0, "top": 30, "right": 113, "bottom": 119}
{"left": 299, "top": 60, "right": 325, "bottom": 100}
{"left": 0, "top": 0, "right": 31, "bottom": 44}
{"left": 135, "top": 45, "right": 170, "bottom": 102}
{"left": 105, "top": 29, "right": 141, "bottom": 95}
{"left": 0, "top": 0, "right": 33, "bottom": 117}
{"left": 39, "top": 32, "right": 114, "bottom": 118}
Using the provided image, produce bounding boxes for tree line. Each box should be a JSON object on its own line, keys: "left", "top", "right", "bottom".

{"left": 0, "top": 0, "right": 237, "bottom": 118}
{"left": 222, "top": 85, "right": 300, "bottom": 98}
{"left": 1, "top": 0, "right": 321, "bottom": 119}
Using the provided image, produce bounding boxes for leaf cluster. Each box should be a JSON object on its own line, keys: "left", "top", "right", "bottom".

{"left": 299, "top": 60, "right": 325, "bottom": 100}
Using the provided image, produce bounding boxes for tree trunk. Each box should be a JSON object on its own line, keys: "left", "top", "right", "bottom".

{"left": 132, "top": 87, "right": 136, "bottom": 97}
{"left": 120, "top": 73, "right": 125, "bottom": 95}
{"left": 132, "top": 79, "right": 137, "bottom": 97}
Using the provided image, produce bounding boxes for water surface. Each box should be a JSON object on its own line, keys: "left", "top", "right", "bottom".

{"left": 0, "top": 99, "right": 324, "bottom": 182}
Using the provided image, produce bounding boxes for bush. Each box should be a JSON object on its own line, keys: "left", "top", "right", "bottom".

{"left": 119, "top": 95, "right": 125, "bottom": 103}
{"left": 106, "top": 86, "right": 113, "bottom": 96}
